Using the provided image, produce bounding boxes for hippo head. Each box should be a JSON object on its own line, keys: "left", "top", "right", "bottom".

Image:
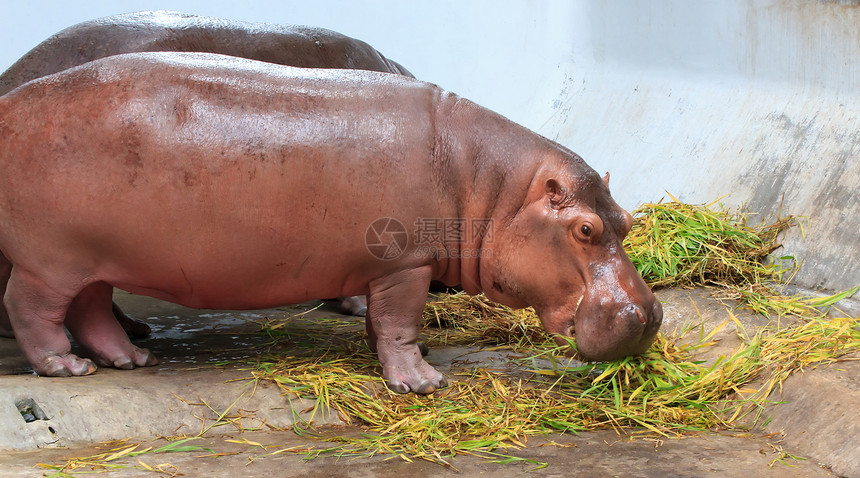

{"left": 479, "top": 153, "right": 662, "bottom": 362}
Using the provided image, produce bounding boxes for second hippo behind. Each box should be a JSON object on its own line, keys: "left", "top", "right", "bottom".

{"left": 0, "top": 52, "right": 662, "bottom": 394}
{"left": 0, "top": 10, "right": 412, "bottom": 96}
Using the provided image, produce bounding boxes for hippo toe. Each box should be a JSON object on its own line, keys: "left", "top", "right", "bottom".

{"left": 41, "top": 354, "right": 98, "bottom": 377}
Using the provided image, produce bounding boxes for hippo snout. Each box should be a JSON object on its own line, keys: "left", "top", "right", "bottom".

{"left": 620, "top": 303, "right": 646, "bottom": 325}
{"left": 599, "top": 298, "right": 663, "bottom": 359}
{"left": 561, "top": 294, "right": 663, "bottom": 362}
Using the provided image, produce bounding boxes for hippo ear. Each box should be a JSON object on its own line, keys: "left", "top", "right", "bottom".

{"left": 602, "top": 172, "right": 610, "bottom": 186}
{"left": 545, "top": 179, "right": 567, "bottom": 209}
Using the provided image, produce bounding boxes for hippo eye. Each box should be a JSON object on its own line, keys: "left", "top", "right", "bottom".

{"left": 573, "top": 215, "right": 603, "bottom": 244}
{"left": 580, "top": 225, "right": 592, "bottom": 237}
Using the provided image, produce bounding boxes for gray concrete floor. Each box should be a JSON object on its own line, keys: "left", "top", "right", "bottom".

{"left": 0, "top": 429, "right": 833, "bottom": 477}
{"left": 0, "top": 288, "right": 855, "bottom": 477}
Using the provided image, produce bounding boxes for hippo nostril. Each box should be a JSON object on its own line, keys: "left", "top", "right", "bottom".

{"left": 619, "top": 304, "right": 647, "bottom": 327}
{"left": 634, "top": 306, "right": 646, "bottom": 325}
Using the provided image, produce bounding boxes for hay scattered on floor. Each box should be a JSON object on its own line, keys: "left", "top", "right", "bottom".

{"left": 47, "top": 197, "right": 857, "bottom": 475}
{"left": 253, "top": 310, "right": 858, "bottom": 466}
{"left": 38, "top": 438, "right": 209, "bottom": 477}
{"left": 249, "top": 197, "right": 858, "bottom": 466}
{"left": 421, "top": 293, "right": 548, "bottom": 349}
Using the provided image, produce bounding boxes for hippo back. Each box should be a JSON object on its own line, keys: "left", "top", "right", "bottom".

{"left": 0, "top": 10, "right": 413, "bottom": 96}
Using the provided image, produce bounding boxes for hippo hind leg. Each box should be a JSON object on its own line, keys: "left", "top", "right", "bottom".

{"left": 337, "top": 295, "right": 368, "bottom": 316}
{"left": 0, "top": 253, "right": 148, "bottom": 341}
{"left": 112, "top": 301, "right": 152, "bottom": 339}
{"left": 4, "top": 267, "right": 97, "bottom": 376}
{"left": 65, "top": 282, "right": 157, "bottom": 370}
{"left": 0, "top": 253, "right": 13, "bottom": 338}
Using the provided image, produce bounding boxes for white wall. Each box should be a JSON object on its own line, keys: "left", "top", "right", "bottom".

{"left": 0, "top": 0, "right": 573, "bottom": 125}
{"left": 1, "top": 1, "right": 857, "bottom": 292}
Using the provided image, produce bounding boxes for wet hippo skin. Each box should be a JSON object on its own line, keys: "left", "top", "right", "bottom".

{"left": 0, "top": 11, "right": 414, "bottom": 339}
{"left": 0, "top": 52, "right": 662, "bottom": 393}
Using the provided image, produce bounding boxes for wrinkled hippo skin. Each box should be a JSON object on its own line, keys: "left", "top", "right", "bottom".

{"left": 0, "top": 11, "right": 411, "bottom": 340}
{"left": 0, "top": 52, "right": 662, "bottom": 393}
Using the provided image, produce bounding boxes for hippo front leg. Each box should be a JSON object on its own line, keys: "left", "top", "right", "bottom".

{"left": 366, "top": 266, "right": 447, "bottom": 395}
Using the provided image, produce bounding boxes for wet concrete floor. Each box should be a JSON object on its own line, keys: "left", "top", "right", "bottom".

{"left": 0, "top": 288, "right": 854, "bottom": 477}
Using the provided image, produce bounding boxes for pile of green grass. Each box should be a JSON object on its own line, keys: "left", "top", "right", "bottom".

{"left": 624, "top": 195, "right": 795, "bottom": 288}
{"left": 625, "top": 196, "right": 859, "bottom": 318}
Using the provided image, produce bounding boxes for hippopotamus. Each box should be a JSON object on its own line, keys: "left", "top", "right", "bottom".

{"left": 0, "top": 10, "right": 412, "bottom": 97}
{"left": 0, "top": 52, "right": 662, "bottom": 394}
{"left": 0, "top": 11, "right": 414, "bottom": 339}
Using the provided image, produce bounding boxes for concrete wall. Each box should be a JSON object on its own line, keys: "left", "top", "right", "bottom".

{"left": 1, "top": 0, "right": 857, "bottom": 293}
{"left": 544, "top": 1, "right": 860, "bottom": 294}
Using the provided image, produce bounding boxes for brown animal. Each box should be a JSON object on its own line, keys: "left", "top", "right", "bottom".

{"left": 0, "top": 52, "right": 662, "bottom": 394}
{"left": 0, "top": 11, "right": 415, "bottom": 339}
{"left": 0, "top": 10, "right": 411, "bottom": 97}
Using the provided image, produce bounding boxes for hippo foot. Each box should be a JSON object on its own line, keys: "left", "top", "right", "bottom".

{"left": 38, "top": 354, "right": 98, "bottom": 377}
{"left": 338, "top": 295, "right": 367, "bottom": 316}
{"left": 0, "top": 322, "right": 13, "bottom": 339}
{"left": 112, "top": 302, "right": 152, "bottom": 340}
{"left": 383, "top": 360, "right": 448, "bottom": 395}
{"left": 91, "top": 346, "right": 159, "bottom": 370}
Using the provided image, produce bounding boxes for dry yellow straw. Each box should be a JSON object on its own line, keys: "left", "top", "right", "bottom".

{"left": 248, "top": 197, "right": 858, "bottom": 465}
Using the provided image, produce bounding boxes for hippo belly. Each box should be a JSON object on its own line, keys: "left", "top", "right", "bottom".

{"left": 4, "top": 62, "right": 437, "bottom": 308}
{"left": 0, "top": 11, "right": 413, "bottom": 338}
